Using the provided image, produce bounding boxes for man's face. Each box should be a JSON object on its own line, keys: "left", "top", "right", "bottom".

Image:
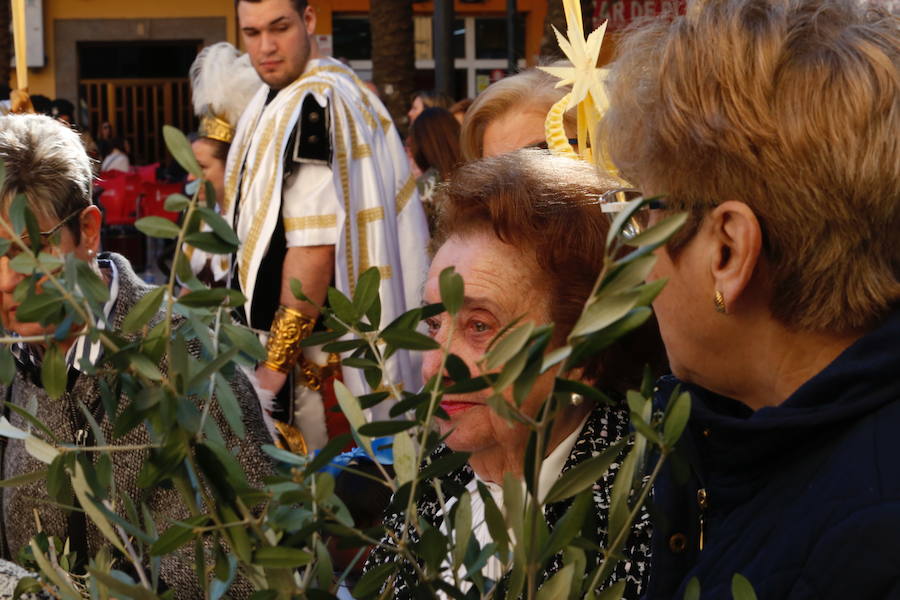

{"left": 238, "top": 0, "right": 317, "bottom": 90}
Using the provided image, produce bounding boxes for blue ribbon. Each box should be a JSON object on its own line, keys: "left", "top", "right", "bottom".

{"left": 315, "top": 436, "right": 394, "bottom": 478}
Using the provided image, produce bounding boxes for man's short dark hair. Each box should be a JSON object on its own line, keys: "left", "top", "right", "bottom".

{"left": 235, "top": 0, "right": 308, "bottom": 15}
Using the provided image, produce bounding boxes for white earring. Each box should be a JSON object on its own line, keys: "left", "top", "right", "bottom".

{"left": 570, "top": 393, "right": 584, "bottom": 407}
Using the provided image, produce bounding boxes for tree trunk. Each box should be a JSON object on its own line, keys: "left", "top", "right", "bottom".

{"left": 540, "top": 0, "right": 594, "bottom": 60}
{"left": 370, "top": 0, "right": 416, "bottom": 136}
{"left": 0, "top": 0, "right": 11, "bottom": 92}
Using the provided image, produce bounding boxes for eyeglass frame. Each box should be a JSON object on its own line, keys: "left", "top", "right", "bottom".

{"left": 5, "top": 207, "right": 86, "bottom": 259}
{"left": 597, "top": 187, "right": 668, "bottom": 240}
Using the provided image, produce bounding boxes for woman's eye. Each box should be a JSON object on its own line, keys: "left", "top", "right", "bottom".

{"left": 424, "top": 317, "right": 440, "bottom": 336}
{"left": 471, "top": 321, "right": 489, "bottom": 333}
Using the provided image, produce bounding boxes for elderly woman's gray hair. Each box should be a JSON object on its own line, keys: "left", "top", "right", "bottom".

{"left": 0, "top": 114, "right": 94, "bottom": 232}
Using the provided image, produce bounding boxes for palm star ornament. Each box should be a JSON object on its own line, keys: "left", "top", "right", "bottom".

{"left": 538, "top": 0, "right": 613, "bottom": 169}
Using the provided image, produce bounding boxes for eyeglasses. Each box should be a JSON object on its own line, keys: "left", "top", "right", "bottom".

{"left": 597, "top": 188, "right": 669, "bottom": 240}
{"left": 4, "top": 208, "right": 84, "bottom": 260}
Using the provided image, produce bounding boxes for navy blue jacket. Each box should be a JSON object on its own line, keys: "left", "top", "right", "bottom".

{"left": 645, "top": 308, "right": 900, "bottom": 599}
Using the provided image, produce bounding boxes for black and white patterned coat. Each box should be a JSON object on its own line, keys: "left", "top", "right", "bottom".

{"left": 365, "top": 403, "right": 653, "bottom": 599}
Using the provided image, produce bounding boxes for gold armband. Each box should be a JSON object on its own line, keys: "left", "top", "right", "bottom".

{"left": 263, "top": 306, "right": 315, "bottom": 374}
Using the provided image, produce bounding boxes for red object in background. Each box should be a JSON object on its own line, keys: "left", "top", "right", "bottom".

{"left": 594, "top": 0, "right": 686, "bottom": 30}
{"left": 138, "top": 182, "right": 183, "bottom": 223}
{"left": 134, "top": 162, "right": 160, "bottom": 185}
{"left": 97, "top": 171, "right": 141, "bottom": 226}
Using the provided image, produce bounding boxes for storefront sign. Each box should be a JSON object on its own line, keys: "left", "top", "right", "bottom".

{"left": 594, "top": 0, "right": 687, "bottom": 31}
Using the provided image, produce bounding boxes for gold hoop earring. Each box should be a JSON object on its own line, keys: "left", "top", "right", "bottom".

{"left": 714, "top": 290, "right": 726, "bottom": 314}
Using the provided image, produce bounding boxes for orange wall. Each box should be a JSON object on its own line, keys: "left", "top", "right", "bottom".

{"left": 11, "top": 0, "right": 237, "bottom": 98}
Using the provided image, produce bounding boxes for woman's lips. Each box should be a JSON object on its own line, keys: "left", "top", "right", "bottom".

{"left": 439, "top": 400, "right": 481, "bottom": 416}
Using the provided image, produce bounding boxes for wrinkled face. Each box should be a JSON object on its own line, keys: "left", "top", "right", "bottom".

{"left": 239, "top": 0, "right": 316, "bottom": 91}
{"left": 422, "top": 232, "right": 558, "bottom": 455}
{"left": 0, "top": 206, "right": 99, "bottom": 338}
{"left": 407, "top": 96, "right": 425, "bottom": 125}
{"left": 482, "top": 107, "right": 548, "bottom": 157}
{"left": 190, "top": 139, "right": 227, "bottom": 207}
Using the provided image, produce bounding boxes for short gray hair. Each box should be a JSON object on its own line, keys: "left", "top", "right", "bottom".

{"left": 0, "top": 114, "right": 94, "bottom": 233}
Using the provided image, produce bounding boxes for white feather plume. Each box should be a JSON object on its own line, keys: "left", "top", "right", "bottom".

{"left": 190, "top": 42, "right": 263, "bottom": 126}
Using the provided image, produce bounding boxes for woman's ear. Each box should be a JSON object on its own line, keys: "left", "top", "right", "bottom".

{"left": 79, "top": 205, "right": 102, "bottom": 255}
{"left": 706, "top": 200, "right": 763, "bottom": 313}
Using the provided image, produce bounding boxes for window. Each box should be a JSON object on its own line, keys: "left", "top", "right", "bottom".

{"left": 334, "top": 14, "right": 527, "bottom": 99}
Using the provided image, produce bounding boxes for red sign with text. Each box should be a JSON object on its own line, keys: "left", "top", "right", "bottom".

{"left": 594, "top": 0, "right": 687, "bottom": 31}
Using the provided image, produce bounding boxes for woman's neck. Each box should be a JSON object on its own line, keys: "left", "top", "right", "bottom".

{"left": 696, "top": 319, "right": 864, "bottom": 411}
{"left": 468, "top": 403, "right": 591, "bottom": 484}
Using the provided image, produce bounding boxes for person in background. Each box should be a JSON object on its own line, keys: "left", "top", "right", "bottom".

{"left": 407, "top": 106, "right": 462, "bottom": 232}
{"left": 406, "top": 89, "right": 453, "bottom": 125}
{"left": 448, "top": 97, "right": 473, "bottom": 125}
{"left": 460, "top": 66, "right": 574, "bottom": 161}
{"left": 0, "top": 113, "right": 272, "bottom": 597}
{"left": 601, "top": 0, "right": 900, "bottom": 597}
{"left": 99, "top": 136, "right": 131, "bottom": 173}
{"left": 28, "top": 94, "right": 52, "bottom": 116}
{"left": 230, "top": 0, "right": 429, "bottom": 451}
{"left": 184, "top": 42, "right": 263, "bottom": 288}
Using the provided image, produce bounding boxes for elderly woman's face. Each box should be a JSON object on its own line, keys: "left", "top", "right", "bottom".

{"left": 0, "top": 206, "right": 100, "bottom": 338}
{"left": 423, "top": 231, "right": 558, "bottom": 455}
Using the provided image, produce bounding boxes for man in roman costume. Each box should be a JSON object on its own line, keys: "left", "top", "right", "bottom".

{"left": 227, "top": 0, "right": 429, "bottom": 451}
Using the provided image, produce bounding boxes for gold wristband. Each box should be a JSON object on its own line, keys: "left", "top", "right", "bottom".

{"left": 263, "top": 306, "right": 315, "bottom": 374}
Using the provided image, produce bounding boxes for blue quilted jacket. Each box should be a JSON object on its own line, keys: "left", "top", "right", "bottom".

{"left": 645, "top": 308, "right": 900, "bottom": 599}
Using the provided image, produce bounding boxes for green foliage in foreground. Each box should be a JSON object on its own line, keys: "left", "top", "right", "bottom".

{"left": 0, "top": 127, "right": 694, "bottom": 599}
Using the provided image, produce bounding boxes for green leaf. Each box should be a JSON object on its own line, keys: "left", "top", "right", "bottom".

{"left": 625, "top": 212, "right": 688, "bottom": 248}
{"left": 731, "top": 573, "right": 758, "bottom": 600}
{"left": 543, "top": 439, "right": 625, "bottom": 504}
{"left": 494, "top": 346, "right": 529, "bottom": 394}
{"left": 328, "top": 287, "right": 358, "bottom": 323}
{"left": 439, "top": 266, "right": 464, "bottom": 316}
{"left": 502, "top": 471, "right": 525, "bottom": 549}
{"left": 478, "top": 481, "right": 509, "bottom": 555}
{"left": 178, "top": 287, "right": 245, "bottom": 308}
{"left": 334, "top": 380, "right": 373, "bottom": 458}
{"left": 0, "top": 468, "right": 47, "bottom": 488}
{"left": 129, "top": 352, "right": 164, "bottom": 381}
{"left": 196, "top": 206, "right": 240, "bottom": 245}
{"left": 15, "top": 289, "right": 63, "bottom": 323}
{"left": 150, "top": 515, "right": 209, "bottom": 555}
{"left": 222, "top": 323, "right": 267, "bottom": 361}
{"left": 537, "top": 563, "right": 574, "bottom": 600}
{"left": 683, "top": 577, "right": 701, "bottom": 600}
{"left": 135, "top": 216, "right": 181, "bottom": 239}
{"left": 392, "top": 430, "right": 416, "bottom": 486}
{"left": 419, "top": 450, "right": 470, "bottom": 480}
{"left": 606, "top": 197, "right": 646, "bottom": 249}
{"left": 608, "top": 444, "right": 639, "bottom": 543}
{"left": 663, "top": 391, "right": 691, "bottom": 448}
{"left": 164, "top": 193, "right": 191, "bottom": 212}
{"left": 121, "top": 287, "right": 165, "bottom": 333}
{"left": 183, "top": 231, "right": 238, "bottom": 254}
{"left": 352, "top": 562, "right": 394, "bottom": 599}
{"left": 598, "top": 255, "right": 657, "bottom": 299}
{"left": 569, "top": 290, "right": 642, "bottom": 339}
{"left": 41, "top": 344, "right": 67, "bottom": 400}
{"left": 357, "top": 420, "right": 416, "bottom": 437}
{"left": 215, "top": 373, "right": 246, "bottom": 439}
{"left": 541, "top": 490, "right": 591, "bottom": 562}
{"left": 29, "top": 540, "right": 82, "bottom": 600}
{"left": 353, "top": 267, "right": 381, "bottom": 316}
{"left": 485, "top": 322, "right": 534, "bottom": 370}
{"left": 89, "top": 569, "right": 159, "bottom": 600}
{"left": 380, "top": 328, "right": 440, "bottom": 350}
{"left": 70, "top": 461, "right": 126, "bottom": 554}
{"left": 634, "top": 278, "right": 668, "bottom": 307}
{"left": 452, "top": 491, "right": 472, "bottom": 569}
{"left": 75, "top": 260, "right": 110, "bottom": 305}
{"left": 163, "top": 125, "right": 203, "bottom": 178}
{"left": 0, "top": 347, "right": 15, "bottom": 385}
{"left": 262, "top": 444, "right": 309, "bottom": 466}
{"left": 253, "top": 546, "right": 313, "bottom": 568}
